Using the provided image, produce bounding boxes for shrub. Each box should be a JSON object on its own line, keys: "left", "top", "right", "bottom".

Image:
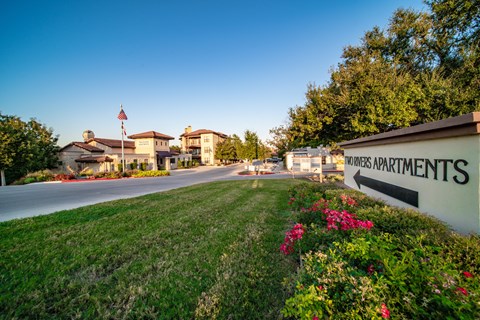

{"left": 131, "top": 170, "right": 170, "bottom": 178}
{"left": 79, "top": 168, "right": 94, "bottom": 176}
{"left": 15, "top": 170, "right": 56, "bottom": 184}
{"left": 25, "top": 170, "right": 55, "bottom": 182}
{"left": 23, "top": 177, "right": 36, "bottom": 184}
{"left": 54, "top": 173, "right": 75, "bottom": 181}
{"left": 281, "top": 183, "right": 480, "bottom": 319}
{"left": 140, "top": 162, "right": 148, "bottom": 171}
{"left": 324, "top": 174, "right": 344, "bottom": 183}
{"left": 94, "top": 171, "right": 122, "bottom": 179}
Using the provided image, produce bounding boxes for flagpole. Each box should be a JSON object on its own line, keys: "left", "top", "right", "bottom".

{"left": 119, "top": 104, "right": 125, "bottom": 173}
{"left": 121, "top": 119, "right": 125, "bottom": 173}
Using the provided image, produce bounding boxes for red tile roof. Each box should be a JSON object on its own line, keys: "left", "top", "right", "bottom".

{"left": 59, "top": 142, "right": 104, "bottom": 153}
{"left": 75, "top": 156, "right": 114, "bottom": 163}
{"left": 180, "top": 129, "right": 228, "bottom": 138}
{"left": 88, "top": 138, "right": 135, "bottom": 149}
{"left": 128, "top": 131, "right": 174, "bottom": 140}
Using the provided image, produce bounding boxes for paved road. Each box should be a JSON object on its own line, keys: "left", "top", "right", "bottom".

{"left": 0, "top": 163, "right": 293, "bottom": 222}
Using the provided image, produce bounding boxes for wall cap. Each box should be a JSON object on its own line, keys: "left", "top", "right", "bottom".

{"left": 339, "top": 112, "right": 480, "bottom": 148}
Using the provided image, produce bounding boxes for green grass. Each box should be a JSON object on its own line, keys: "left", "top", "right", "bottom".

{"left": 0, "top": 179, "right": 303, "bottom": 319}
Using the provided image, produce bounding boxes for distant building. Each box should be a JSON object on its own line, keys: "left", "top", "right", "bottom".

{"left": 58, "top": 130, "right": 191, "bottom": 173}
{"left": 285, "top": 146, "right": 344, "bottom": 173}
{"left": 180, "top": 126, "right": 228, "bottom": 165}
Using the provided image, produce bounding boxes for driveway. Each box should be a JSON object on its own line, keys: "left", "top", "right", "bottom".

{"left": 0, "top": 164, "right": 294, "bottom": 222}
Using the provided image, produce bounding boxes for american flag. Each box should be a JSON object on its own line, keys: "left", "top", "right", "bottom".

{"left": 117, "top": 105, "right": 128, "bottom": 120}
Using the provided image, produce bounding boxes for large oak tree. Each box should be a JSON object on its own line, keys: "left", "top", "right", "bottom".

{"left": 0, "top": 113, "right": 59, "bottom": 185}
{"left": 272, "top": 0, "right": 480, "bottom": 155}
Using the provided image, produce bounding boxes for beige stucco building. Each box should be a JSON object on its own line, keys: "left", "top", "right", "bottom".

{"left": 180, "top": 126, "right": 227, "bottom": 165}
{"left": 58, "top": 130, "right": 191, "bottom": 173}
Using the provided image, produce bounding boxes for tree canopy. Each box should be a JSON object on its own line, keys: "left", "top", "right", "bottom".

{"left": 216, "top": 131, "right": 271, "bottom": 163}
{"left": 0, "top": 113, "right": 59, "bottom": 185}
{"left": 270, "top": 0, "right": 480, "bottom": 155}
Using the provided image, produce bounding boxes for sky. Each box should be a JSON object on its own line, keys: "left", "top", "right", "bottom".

{"left": 0, "top": 0, "right": 427, "bottom": 147}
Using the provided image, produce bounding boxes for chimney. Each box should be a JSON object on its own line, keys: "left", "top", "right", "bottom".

{"left": 185, "top": 125, "right": 192, "bottom": 134}
{"left": 82, "top": 130, "right": 95, "bottom": 142}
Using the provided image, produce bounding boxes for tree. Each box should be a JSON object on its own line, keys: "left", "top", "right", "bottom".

{"left": 215, "top": 137, "right": 237, "bottom": 163}
{"left": 170, "top": 145, "right": 181, "bottom": 152}
{"left": 268, "top": 124, "right": 292, "bottom": 158}
{"left": 0, "top": 113, "right": 59, "bottom": 185}
{"left": 272, "top": 2, "right": 479, "bottom": 149}
{"left": 242, "top": 130, "right": 260, "bottom": 161}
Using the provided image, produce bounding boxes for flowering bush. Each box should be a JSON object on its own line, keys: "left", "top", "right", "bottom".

{"left": 54, "top": 173, "right": 75, "bottom": 181}
{"left": 281, "top": 183, "right": 480, "bottom": 319}
{"left": 280, "top": 224, "right": 304, "bottom": 255}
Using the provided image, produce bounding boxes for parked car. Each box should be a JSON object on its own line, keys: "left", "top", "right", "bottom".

{"left": 266, "top": 157, "right": 280, "bottom": 163}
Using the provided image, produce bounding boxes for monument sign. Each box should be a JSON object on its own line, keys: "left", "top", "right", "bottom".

{"left": 339, "top": 112, "right": 480, "bottom": 234}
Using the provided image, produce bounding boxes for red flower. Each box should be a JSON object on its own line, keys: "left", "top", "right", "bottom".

{"left": 381, "top": 303, "right": 390, "bottom": 319}
{"left": 367, "top": 264, "right": 375, "bottom": 275}
{"left": 463, "top": 271, "right": 473, "bottom": 278}
{"left": 457, "top": 287, "right": 468, "bottom": 296}
{"left": 312, "top": 316, "right": 319, "bottom": 320}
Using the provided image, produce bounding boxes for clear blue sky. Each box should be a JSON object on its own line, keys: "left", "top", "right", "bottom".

{"left": 1, "top": 0, "right": 426, "bottom": 147}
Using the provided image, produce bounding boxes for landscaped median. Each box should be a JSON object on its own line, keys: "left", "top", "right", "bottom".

{"left": 12, "top": 169, "right": 170, "bottom": 185}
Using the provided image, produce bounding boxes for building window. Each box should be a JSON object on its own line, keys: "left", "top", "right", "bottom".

{"left": 204, "top": 147, "right": 211, "bottom": 153}
{"left": 170, "top": 158, "right": 176, "bottom": 164}
{"left": 204, "top": 137, "right": 210, "bottom": 142}
{"left": 204, "top": 157, "right": 210, "bottom": 164}
{"left": 322, "top": 156, "right": 326, "bottom": 165}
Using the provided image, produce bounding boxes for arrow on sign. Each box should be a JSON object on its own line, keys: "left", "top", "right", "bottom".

{"left": 353, "top": 170, "right": 419, "bottom": 207}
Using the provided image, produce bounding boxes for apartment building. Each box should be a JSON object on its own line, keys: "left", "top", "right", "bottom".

{"left": 180, "top": 126, "right": 228, "bottom": 165}
{"left": 58, "top": 130, "right": 191, "bottom": 173}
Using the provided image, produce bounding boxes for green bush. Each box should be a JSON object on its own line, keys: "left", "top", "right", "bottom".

{"left": 23, "top": 177, "right": 36, "bottom": 184}
{"left": 25, "top": 170, "right": 55, "bottom": 182}
{"left": 79, "top": 168, "right": 94, "bottom": 176}
{"left": 131, "top": 170, "right": 170, "bottom": 178}
{"left": 281, "top": 183, "right": 480, "bottom": 319}
{"left": 94, "top": 171, "right": 122, "bottom": 179}
{"left": 14, "top": 170, "right": 56, "bottom": 184}
{"left": 140, "top": 162, "right": 148, "bottom": 171}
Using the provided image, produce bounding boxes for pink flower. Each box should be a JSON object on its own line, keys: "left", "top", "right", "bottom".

{"left": 280, "top": 224, "right": 304, "bottom": 255}
{"left": 367, "top": 264, "right": 375, "bottom": 275}
{"left": 463, "top": 271, "right": 473, "bottom": 278}
{"left": 457, "top": 287, "right": 468, "bottom": 296}
{"left": 312, "top": 316, "right": 319, "bottom": 320}
{"left": 381, "top": 303, "right": 390, "bottom": 319}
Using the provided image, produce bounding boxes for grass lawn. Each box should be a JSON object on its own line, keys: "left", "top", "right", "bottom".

{"left": 0, "top": 179, "right": 304, "bottom": 319}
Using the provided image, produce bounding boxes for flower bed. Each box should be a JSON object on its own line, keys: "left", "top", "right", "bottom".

{"left": 281, "top": 183, "right": 480, "bottom": 319}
